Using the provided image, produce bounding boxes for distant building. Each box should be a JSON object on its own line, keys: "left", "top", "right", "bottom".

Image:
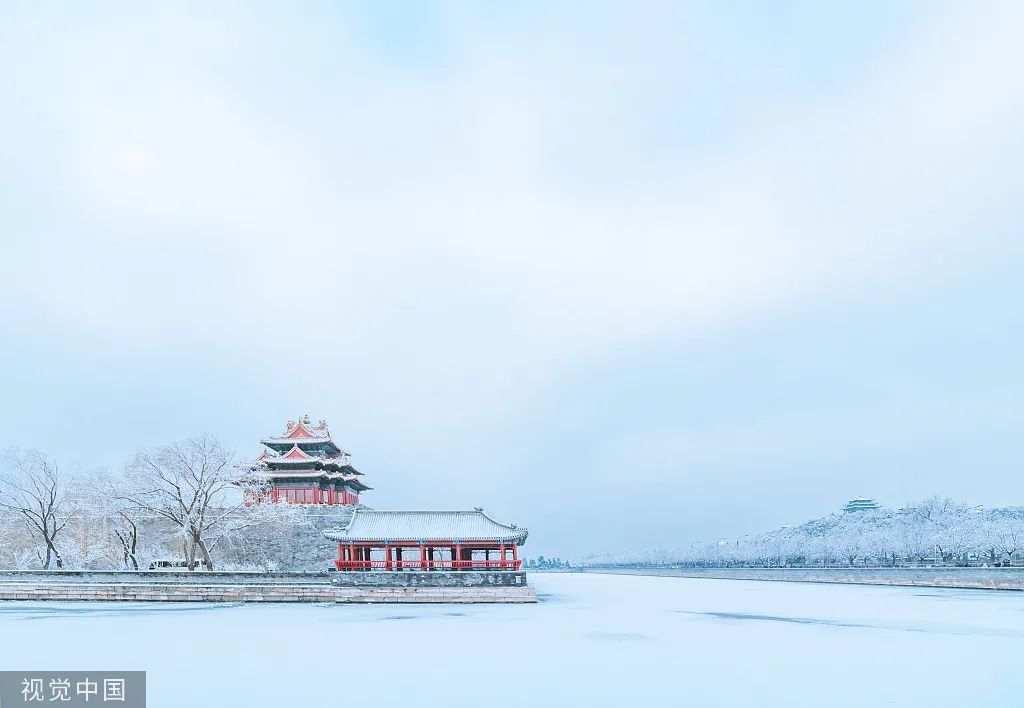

{"left": 240, "top": 415, "right": 370, "bottom": 505}
{"left": 843, "top": 497, "right": 880, "bottom": 513}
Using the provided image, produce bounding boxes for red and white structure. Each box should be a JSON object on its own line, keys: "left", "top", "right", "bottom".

{"left": 241, "top": 415, "right": 369, "bottom": 505}
{"left": 325, "top": 509, "right": 527, "bottom": 571}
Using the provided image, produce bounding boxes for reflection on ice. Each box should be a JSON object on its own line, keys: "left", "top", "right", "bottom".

{"left": 680, "top": 610, "right": 877, "bottom": 630}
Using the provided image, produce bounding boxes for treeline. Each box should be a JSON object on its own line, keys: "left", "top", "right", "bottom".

{"left": 526, "top": 556, "right": 573, "bottom": 569}
{"left": 584, "top": 498, "right": 1024, "bottom": 569}
{"left": 0, "top": 440, "right": 346, "bottom": 571}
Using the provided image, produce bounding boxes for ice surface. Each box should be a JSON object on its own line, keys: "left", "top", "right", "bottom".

{"left": 0, "top": 573, "right": 1021, "bottom": 707}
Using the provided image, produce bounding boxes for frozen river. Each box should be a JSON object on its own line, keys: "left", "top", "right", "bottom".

{"left": 0, "top": 572, "right": 1021, "bottom": 707}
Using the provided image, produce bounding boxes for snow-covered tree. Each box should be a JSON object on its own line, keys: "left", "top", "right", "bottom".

{"left": 993, "top": 515, "right": 1024, "bottom": 564}
{"left": 120, "top": 437, "right": 238, "bottom": 571}
{"left": 0, "top": 450, "right": 72, "bottom": 569}
{"left": 587, "top": 498, "right": 1024, "bottom": 569}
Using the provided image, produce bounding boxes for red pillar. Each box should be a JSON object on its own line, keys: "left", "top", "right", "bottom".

{"left": 512, "top": 545, "right": 518, "bottom": 569}
{"left": 499, "top": 543, "right": 506, "bottom": 569}
{"left": 455, "top": 544, "right": 462, "bottom": 571}
{"left": 419, "top": 545, "right": 426, "bottom": 571}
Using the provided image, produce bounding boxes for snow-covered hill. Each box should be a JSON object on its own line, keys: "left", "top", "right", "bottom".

{"left": 583, "top": 498, "right": 1024, "bottom": 567}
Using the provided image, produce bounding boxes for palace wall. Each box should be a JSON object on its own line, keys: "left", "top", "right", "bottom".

{"left": 0, "top": 570, "right": 536, "bottom": 603}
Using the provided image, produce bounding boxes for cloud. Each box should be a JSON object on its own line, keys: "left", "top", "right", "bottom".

{"left": 4, "top": 2, "right": 1021, "bottom": 379}
{"left": 2, "top": 2, "right": 1023, "bottom": 553}
{"left": 8, "top": 4, "right": 1013, "bottom": 340}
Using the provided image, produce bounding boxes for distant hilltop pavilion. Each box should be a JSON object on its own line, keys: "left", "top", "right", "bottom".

{"left": 843, "top": 497, "right": 880, "bottom": 513}
{"left": 241, "top": 415, "right": 370, "bottom": 505}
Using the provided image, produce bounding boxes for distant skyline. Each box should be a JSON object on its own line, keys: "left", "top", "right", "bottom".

{"left": 2, "top": 2, "right": 1023, "bottom": 557}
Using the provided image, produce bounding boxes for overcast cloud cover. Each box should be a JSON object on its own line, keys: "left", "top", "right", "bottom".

{"left": 2, "top": 2, "right": 1022, "bottom": 556}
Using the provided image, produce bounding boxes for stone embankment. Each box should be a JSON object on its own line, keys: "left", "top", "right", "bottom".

{"left": 0, "top": 570, "right": 536, "bottom": 603}
{"left": 583, "top": 567, "right": 1024, "bottom": 591}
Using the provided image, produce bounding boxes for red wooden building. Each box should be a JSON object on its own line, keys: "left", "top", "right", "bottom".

{"left": 325, "top": 509, "right": 527, "bottom": 571}
{"left": 241, "top": 415, "right": 370, "bottom": 505}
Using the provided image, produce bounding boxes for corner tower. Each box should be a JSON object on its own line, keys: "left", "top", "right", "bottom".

{"left": 243, "top": 415, "right": 370, "bottom": 505}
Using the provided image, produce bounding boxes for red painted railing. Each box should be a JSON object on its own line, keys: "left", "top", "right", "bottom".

{"left": 335, "top": 559, "right": 522, "bottom": 571}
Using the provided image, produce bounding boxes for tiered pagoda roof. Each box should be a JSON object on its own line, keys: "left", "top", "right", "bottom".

{"left": 245, "top": 415, "right": 370, "bottom": 492}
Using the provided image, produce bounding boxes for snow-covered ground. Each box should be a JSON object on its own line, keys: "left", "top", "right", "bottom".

{"left": 0, "top": 572, "right": 1021, "bottom": 707}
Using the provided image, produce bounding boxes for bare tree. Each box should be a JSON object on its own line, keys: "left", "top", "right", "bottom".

{"left": 900, "top": 520, "right": 931, "bottom": 564}
{"left": 112, "top": 509, "right": 141, "bottom": 570}
{"left": 0, "top": 450, "right": 71, "bottom": 569}
{"left": 995, "top": 518, "right": 1024, "bottom": 565}
{"left": 102, "top": 475, "right": 143, "bottom": 571}
{"left": 120, "top": 437, "right": 237, "bottom": 570}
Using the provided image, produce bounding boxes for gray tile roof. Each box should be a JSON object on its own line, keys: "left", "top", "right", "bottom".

{"left": 322, "top": 509, "right": 528, "bottom": 545}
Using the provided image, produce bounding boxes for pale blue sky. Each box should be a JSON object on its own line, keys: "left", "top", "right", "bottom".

{"left": 2, "top": 2, "right": 1022, "bottom": 556}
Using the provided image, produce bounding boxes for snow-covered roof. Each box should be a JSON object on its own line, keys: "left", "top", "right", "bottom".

{"left": 262, "top": 435, "right": 334, "bottom": 445}
{"left": 279, "top": 445, "right": 314, "bottom": 460}
{"left": 270, "top": 471, "right": 368, "bottom": 489}
{"left": 260, "top": 456, "right": 359, "bottom": 472}
{"left": 260, "top": 416, "right": 341, "bottom": 447}
{"left": 322, "top": 509, "right": 528, "bottom": 545}
{"left": 844, "top": 498, "right": 881, "bottom": 512}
